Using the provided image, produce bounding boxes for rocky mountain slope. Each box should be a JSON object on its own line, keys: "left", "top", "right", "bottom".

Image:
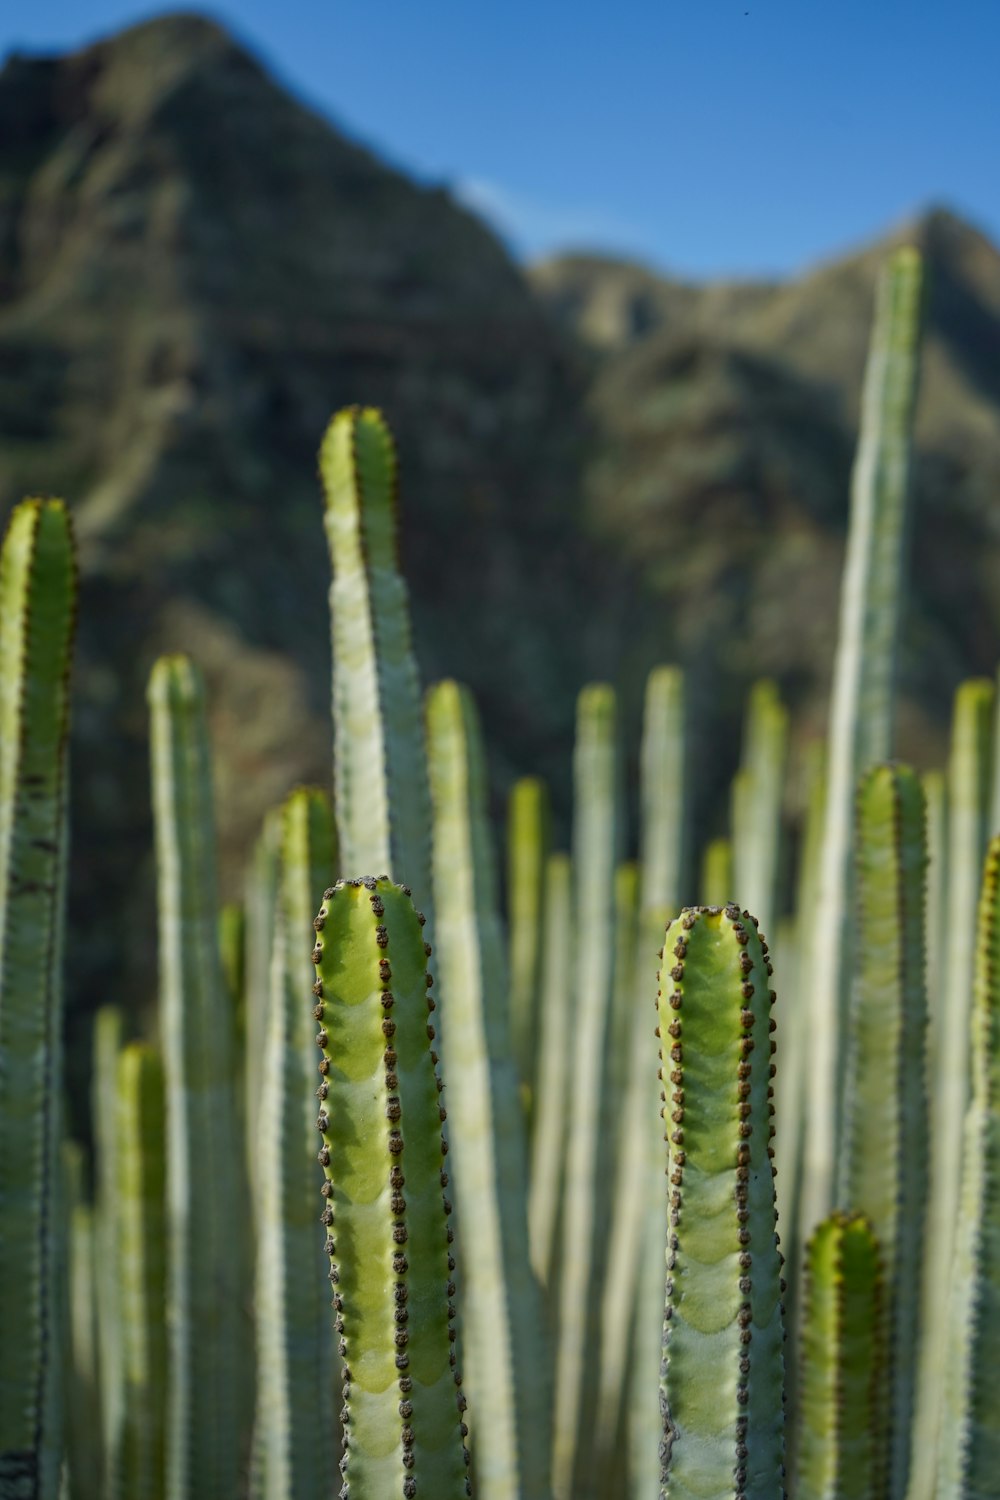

{"left": 2, "top": 14, "right": 1000, "bottom": 1031}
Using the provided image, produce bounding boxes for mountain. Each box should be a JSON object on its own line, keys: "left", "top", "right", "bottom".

{"left": 2, "top": 15, "right": 1000, "bottom": 1039}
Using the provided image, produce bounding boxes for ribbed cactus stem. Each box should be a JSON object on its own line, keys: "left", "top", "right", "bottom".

{"left": 657, "top": 904, "right": 785, "bottom": 1500}
{"left": 803, "top": 248, "right": 924, "bottom": 1238}
{"left": 527, "top": 853, "right": 573, "bottom": 1290}
{"left": 312, "top": 878, "right": 470, "bottom": 1499}
{"left": 427, "top": 680, "right": 551, "bottom": 1499}
{"left": 253, "top": 788, "right": 337, "bottom": 1500}
{"left": 506, "top": 776, "right": 550, "bottom": 1127}
{"left": 0, "top": 498, "right": 77, "bottom": 1500}
{"left": 245, "top": 807, "right": 282, "bottom": 1204}
{"left": 115, "top": 1044, "right": 167, "bottom": 1500}
{"left": 66, "top": 1144, "right": 101, "bottom": 1500}
{"left": 732, "top": 679, "right": 789, "bottom": 944}
{"left": 320, "top": 407, "right": 433, "bottom": 914}
{"left": 148, "top": 654, "right": 246, "bottom": 1500}
{"left": 796, "top": 1214, "right": 884, "bottom": 1500}
{"left": 554, "top": 684, "right": 620, "bottom": 1500}
{"left": 93, "top": 1006, "right": 124, "bottom": 1488}
{"left": 912, "top": 678, "right": 994, "bottom": 1498}
{"left": 839, "top": 764, "right": 927, "bottom": 1500}
{"left": 936, "top": 834, "right": 1000, "bottom": 1495}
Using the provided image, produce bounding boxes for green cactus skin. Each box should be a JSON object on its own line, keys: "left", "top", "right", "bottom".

{"left": 147, "top": 654, "right": 247, "bottom": 1500}
{"left": 732, "top": 680, "right": 789, "bottom": 946}
{"left": 0, "top": 497, "right": 77, "bottom": 1500}
{"left": 253, "top": 788, "right": 338, "bottom": 1500}
{"left": 527, "top": 853, "right": 573, "bottom": 1291}
{"left": 803, "top": 248, "right": 924, "bottom": 1240}
{"left": 701, "top": 838, "right": 734, "bottom": 908}
{"left": 426, "top": 680, "right": 551, "bottom": 1500}
{"left": 320, "top": 407, "right": 433, "bottom": 914}
{"left": 506, "top": 776, "right": 550, "bottom": 1129}
{"left": 657, "top": 904, "right": 785, "bottom": 1500}
{"left": 245, "top": 808, "right": 283, "bottom": 1202}
{"left": 920, "top": 771, "right": 947, "bottom": 1057}
{"left": 936, "top": 833, "right": 1000, "bottom": 1497}
{"left": 554, "top": 684, "right": 620, "bottom": 1500}
{"left": 911, "top": 679, "right": 994, "bottom": 1500}
{"left": 219, "top": 902, "right": 246, "bottom": 1035}
{"left": 93, "top": 1006, "right": 125, "bottom": 1489}
{"left": 631, "top": 666, "right": 688, "bottom": 1500}
{"left": 839, "top": 765, "right": 927, "bottom": 1500}
{"left": 311, "top": 877, "right": 471, "bottom": 1500}
{"left": 114, "top": 1044, "right": 167, "bottom": 1500}
{"left": 795, "top": 1214, "right": 885, "bottom": 1500}
{"left": 65, "top": 1144, "right": 102, "bottom": 1500}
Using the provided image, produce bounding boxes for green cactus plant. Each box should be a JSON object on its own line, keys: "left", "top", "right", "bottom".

{"left": 795, "top": 1213, "right": 885, "bottom": 1500}
{"left": 426, "top": 679, "right": 552, "bottom": 1500}
{"left": 803, "top": 247, "right": 924, "bottom": 1239}
{"left": 65, "top": 1143, "right": 102, "bottom": 1500}
{"left": 320, "top": 406, "right": 433, "bottom": 914}
{"left": 92, "top": 1006, "right": 125, "bottom": 1489}
{"left": 935, "top": 832, "right": 1000, "bottom": 1495}
{"left": 701, "top": 837, "right": 733, "bottom": 908}
{"left": 0, "top": 497, "right": 77, "bottom": 1500}
{"left": 253, "top": 787, "right": 338, "bottom": 1500}
{"left": 114, "top": 1043, "right": 167, "bottom": 1500}
{"left": 656, "top": 903, "right": 785, "bottom": 1498}
{"left": 839, "top": 764, "right": 927, "bottom": 1500}
{"left": 147, "top": 654, "right": 247, "bottom": 1500}
{"left": 311, "top": 876, "right": 471, "bottom": 1499}
{"left": 244, "top": 809, "right": 283, "bottom": 1204}
{"left": 731, "top": 679, "right": 789, "bottom": 945}
{"left": 506, "top": 776, "right": 550, "bottom": 1129}
{"left": 526, "top": 852, "right": 573, "bottom": 1292}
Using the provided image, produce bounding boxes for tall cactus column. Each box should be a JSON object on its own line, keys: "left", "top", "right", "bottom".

{"left": 312, "top": 878, "right": 471, "bottom": 1499}
{"left": 656, "top": 904, "right": 785, "bottom": 1499}
{"left": 148, "top": 655, "right": 247, "bottom": 1500}
{"left": 0, "top": 498, "right": 77, "bottom": 1500}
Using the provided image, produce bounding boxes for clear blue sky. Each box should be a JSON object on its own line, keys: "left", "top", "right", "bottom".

{"left": 4, "top": 1, "right": 999, "bottom": 277}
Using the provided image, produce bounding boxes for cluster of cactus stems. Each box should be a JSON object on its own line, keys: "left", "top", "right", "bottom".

{"left": 3, "top": 241, "right": 1000, "bottom": 1500}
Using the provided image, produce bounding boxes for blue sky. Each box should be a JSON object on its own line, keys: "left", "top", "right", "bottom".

{"left": 4, "top": 1, "right": 999, "bottom": 278}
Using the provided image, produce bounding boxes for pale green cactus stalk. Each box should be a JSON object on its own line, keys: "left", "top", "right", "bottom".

{"left": 657, "top": 904, "right": 785, "bottom": 1499}
{"left": 147, "top": 654, "right": 247, "bottom": 1500}
{"left": 65, "top": 1144, "right": 102, "bottom": 1500}
{"left": 936, "top": 833, "right": 1000, "bottom": 1496}
{"left": 311, "top": 877, "right": 471, "bottom": 1499}
{"left": 0, "top": 497, "right": 77, "bottom": 1500}
{"left": 115, "top": 1044, "right": 167, "bottom": 1500}
{"left": 631, "top": 665, "right": 687, "bottom": 1499}
{"left": 245, "top": 808, "right": 283, "bottom": 1202}
{"left": 506, "top": 776, "right": 550, "bottom": 1128}
{"left": 732, "top": 679, "right": 789, "bottom": 945}
{"left": 93, "top": 1006, "right": 125, "bottom": 1488}
{"left": 796, "top": 1214, "right": 884, "bottom": 1500}
{"left": 219, "top": 902, "right": 246, "bottom": 1032}
{"left": 253, "top": 788, "right": 338, "bottom": 1500}
{"left": 701, "top": 837, "right": 733, "bottom": 907}
{"left": 527, "top": 852, "right": 573, "bottom": 1291}
{"left": 839, "top": 765, "right": 927, "bottom": 1500}
{"left": 426, "top": 680, "right": 551, "bottom": 1500}
{"left": 320, "top": 406, "right": 433, "bottom": 914}
{"left": 921, "top": 771, "right": 947, "bottom": 1046}
{"left": 802, "top": 248, "right": 924, "bottom": 1239}
{"left": 554, "top": 683, "right": 620, "bottom": 1500}
{"left": 911, "top": 677, "right": 994, "bottom": 1500}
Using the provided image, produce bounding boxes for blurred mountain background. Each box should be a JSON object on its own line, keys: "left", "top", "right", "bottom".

{"left": 2, "top": 13, "right": 999, "bottom": 1037}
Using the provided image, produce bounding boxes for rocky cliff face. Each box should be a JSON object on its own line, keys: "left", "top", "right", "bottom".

{"left": 2, "top": 15, "right": 1000, "bottom": 1035}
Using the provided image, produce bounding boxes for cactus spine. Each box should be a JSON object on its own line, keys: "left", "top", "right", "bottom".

{"left": 320, "top": 407, "right": 432, "bottom": 912}
{"left": 426, "top": 680, "right": 551, "bottom": 1499}
{"left": 839, "top": 765, "right": 927, "bottom": 1500}
{"left": 657, "top": 904, "right": 785, "bottom": 1498}
{"left": 148, "top": 654, "right": 246, "bottom": 1500}
{"left": 936, "top": 833, "right": 1000, "bottom": 1496}
{"left": 803, "top": 248, "right": 924, "bottom": 1237}
{"left": 311, "top": 877, "right": 470, "bottom": 1499}
{"left": 0, "top": 498, "right": 77, "bottom": 1500}
{"left": 115, "top": 1044, "right": 167, "bottom": 1500}
{"left": 795, "top": 1214, "right": 884, "bottom": 1500}
{"left": 253, "top": 788, "right": 337, "bottom": 1499}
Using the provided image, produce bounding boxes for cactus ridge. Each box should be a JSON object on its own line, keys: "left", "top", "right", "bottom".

{"left": 0, "top": 498, "right": 77, "bottom": 1497}
{"left": 796, "top": 1213, "right": 885, "bottom": 1500}
{"left": 312, "top": 877, "right": 470, "bottom": 1500}
{"left": 657, "top": 903, "right": 785, "bottom": 1500}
